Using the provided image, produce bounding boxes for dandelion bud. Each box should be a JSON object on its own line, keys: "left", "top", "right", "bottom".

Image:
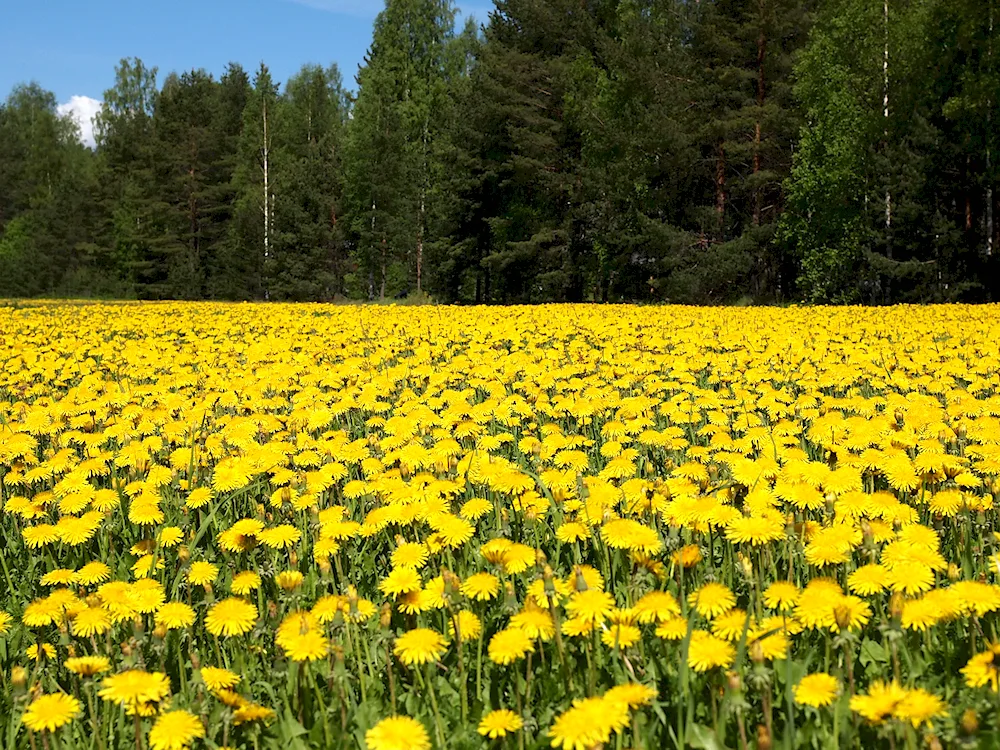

{"left": 267, "top": 601, "right": 278, "bottom": 619}
{"left": 573, "top": 565, "right": 589, "bottom": 592}
{"left": 289, "top": 550, "right": 298, "bottom": 567}
{"left": 443, "top": 570, "right": 461, "bottom": 598}
{"left": 889, "top": 592, "right": 904, "bottom": 619}
{"left": 756, "top": 725, "right": 772, "bottom": 750}
{"left": 153, "top": 624, "right": 168, "bottom": 639}
{"left": 708, "top": 464, "right": 719, "bottom": 480}
{"left": 177, "top": 545, "right": 190, "bottom": 563}
{"left": 750, "top": 641, "right": 765, "bottom": 664}
{"left": 11, "top": 666, "right": 27, "bottom": 688}
{"left": 504, "top": 581, "right": 517, "bottom": 609}
{"left": 535, "top": 549, "right": 547, "bottom": 566}
{"left": 947, "top": 563, "right": 960, "bottom": 581}
{"left": 190, "top": 652, "right": 201, "bottom": 670}
{"left": 380, "top": 603, "right": 392, "bottom": 629}
{"left": 960, "top": 709, "right": 978, "bottom": 735}
{"left": 927, "top": 736, "right": 942, "bottom": 750}
{"left": 726, "top": 671, "right": 741, "bottom": 692}
{"left": 833, "top": 605, "right": 852, "bottom": 631}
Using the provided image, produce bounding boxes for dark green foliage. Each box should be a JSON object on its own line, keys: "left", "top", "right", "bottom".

{"left": 782, "top": 0, "right": 1000, "bottom": 303}
{"left": 2, "top": 0, "right": 999, "bottom": 303}
{"left": 0, "top": 84, "right": 104, "bottom": 297}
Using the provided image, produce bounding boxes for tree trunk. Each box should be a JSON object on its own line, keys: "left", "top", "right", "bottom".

{"left": 369, "top": 199, "right": 377, "bottom": 300}
{"left": 380, "top": 235, "right": 387, "bottom": 300}
{"left": 417, "top": 118, "right": 428, "bottom": 295}
{"left": 988, "top": 0, "right": 995, "bottom": 256}
{"left": 967, "top": 156, "right": 974, "bottom": 231}
{"left": 416, "top": 195, "right": 424, "bottom": 295}
{"left": 262, "top": 96, "right": 270, "bottom": 300}
{"left": 753, "top": 3, "right": 767, "bottom": 228}
{"left": 716, "top": 141, "right": 727, "bottom": 239}
{"left": 189, "top": 159, "right": 198, "bottom": 291}
{"left": 883, "top": 0, "right": 892, "bottom": 257}
{"left": 330, "top": 202, "right": 340, "bottom": 297}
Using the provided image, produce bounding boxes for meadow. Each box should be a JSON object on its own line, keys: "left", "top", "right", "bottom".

{"left": 1, "top": 301, "right": 999, "bottom": 750}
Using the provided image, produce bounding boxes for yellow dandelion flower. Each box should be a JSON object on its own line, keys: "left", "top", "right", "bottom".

{"left": 394, "top": 628, "right": 447, "bottom": 666}
{"left": 687, "top": 583, "right": 736, "bottom": 619}
{"left": 794, "top": 673, "right": 839, "bottom": 707}
{"left": 488, "top": 627, "right": 535, "bottom": 665}
{"left": 205, "top": 598, "right": 257, "bottom": 637}
{"left": 365, "top": 716, "right": 430, "bottom": 750}
{"left": 478, "top": 709, "right": 523, "bottom": 739}
{"left": 148, "top": 710, "right": 205, "bottom": 750}
{"left": 65, "top": 656, "right": 111, "bottom": 677}
{"left": 22, "top": 693, "right": 81, "bottom": 733}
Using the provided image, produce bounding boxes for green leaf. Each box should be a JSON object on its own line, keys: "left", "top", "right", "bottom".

{"left": 859, "top": 638, "right": 888, "bottom": 668}
{"left": 687, "top": 723, "right": 732, "bottom": 750}
{"left": 278, "top": 709, "right": 310, "bottom": 750}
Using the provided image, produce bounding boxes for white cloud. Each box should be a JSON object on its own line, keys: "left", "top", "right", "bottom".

{"left": 57, "top": 95, "right": 102, "bottom": 149}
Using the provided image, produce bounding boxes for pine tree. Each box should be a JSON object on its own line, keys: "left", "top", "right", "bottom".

{"left": 272, "top": 63, "right": 349, "bottom": 299}
{"left": 779, "top": 0, "right": 884, "bottom": 302}
{"left": 344, "top": 0, "right": 458, "bottom": 299}
{"left": 233, "top": 63, "right": 281, "bottom": 299}
{"left": 0, "top": 83, "right": 100, "bottom": 296}
{"left": 94, "top": 57, "right": 161, "bottom": 295}
{"left": 568, "top": 0, "right": 701, "bottom": 302}
{"left": 205, "top": 63, "right": 251, "bottom": 299}
{"left": 424, "top": 16, "right": 484, "bottom": 302}
{"left": 153, "top": 69, "right": 227, "bottom": 297}
{"left": 453, "top": 0, "right": 613, "bottom": 303}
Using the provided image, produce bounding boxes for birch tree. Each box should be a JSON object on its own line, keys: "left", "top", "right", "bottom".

{"left": 234, "top": 64, "right": 280, "bottom": 299}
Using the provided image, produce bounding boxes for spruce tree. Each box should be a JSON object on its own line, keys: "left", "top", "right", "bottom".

{"left": 94, "top": 58, "right": 161, "bottom": 295}
{"left": 344, "top": 0, "right": 457, "bottom": 299}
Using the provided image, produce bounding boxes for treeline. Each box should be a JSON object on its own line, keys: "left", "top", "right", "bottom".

{"left": 2, "top": 0, "right": 999, "bottom": 304}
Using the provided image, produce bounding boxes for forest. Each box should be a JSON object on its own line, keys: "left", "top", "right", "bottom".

{"left": 1, "top": 0, "right": 998, "bottom": 305}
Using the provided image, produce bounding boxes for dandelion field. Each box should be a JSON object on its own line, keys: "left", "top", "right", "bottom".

{"left": 2, "top": 302, "right": 1000, "bottom": 750}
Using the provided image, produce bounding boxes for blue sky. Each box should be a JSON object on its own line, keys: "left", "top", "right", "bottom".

{"left": 1, "top": 0, "right": 490, "bottom": 145}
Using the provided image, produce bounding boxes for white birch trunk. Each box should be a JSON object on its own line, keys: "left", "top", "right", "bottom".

{"left": 989, "top": 0, "right": 995, "bottom": 255}
{"left": 262, "top": 97, "right": 271, "bottom": 300}
{"left": 884, "top": 0, "right": 891, "bottom": 239}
